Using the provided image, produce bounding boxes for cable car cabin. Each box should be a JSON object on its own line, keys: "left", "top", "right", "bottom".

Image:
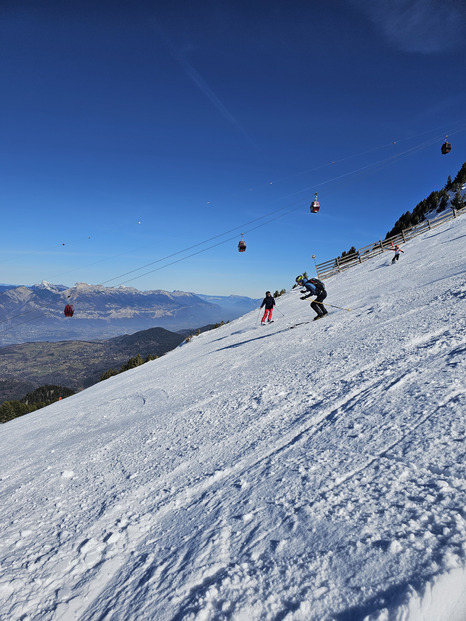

{"left": 64, "top": 304, "right": 74, "bottom": 317}
{"left": 310, "top": 192, "right": 320, "bottom": 213}
{"left": 441, "top": 141, "right": 451, "bottom": 155}
{"left": 238, "top": 240, "right": 247, "bottom": 252}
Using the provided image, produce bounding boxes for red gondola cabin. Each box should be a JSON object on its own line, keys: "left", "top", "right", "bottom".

{"left": 441, "top": 140, "right": 451, "bottom": 155}
{"left": 64, "top": 304, "right": 74, "bottom": 317}
{"left": 310, "top": 193, "right": 320, "bottom": 214}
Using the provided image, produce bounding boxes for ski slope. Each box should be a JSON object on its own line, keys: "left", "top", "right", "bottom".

{"left": 1, "top": 215, "right": 465, "bottom": 621}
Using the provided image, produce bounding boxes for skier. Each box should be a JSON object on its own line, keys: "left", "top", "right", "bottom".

{"left": 260, "top": 291, "right": 275, "bottom": 324}
{"left": 297, "top": 276, "right": 328, "bottom": 320}
{"left": 390, "top": 244, "right": 404, "bottom": 264}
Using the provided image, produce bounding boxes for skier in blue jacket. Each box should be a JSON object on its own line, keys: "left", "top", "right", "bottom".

{"left": 297, "top": 276, "right": 328, "bottom": 320}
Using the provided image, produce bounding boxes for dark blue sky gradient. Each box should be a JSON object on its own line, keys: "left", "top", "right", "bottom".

{"left": 1, "top": 1, "right": 466, "bottom": 295}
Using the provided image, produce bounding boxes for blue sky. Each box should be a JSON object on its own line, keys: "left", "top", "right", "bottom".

{"left": 1, "top": 0, "right": 465, "bottom": 297}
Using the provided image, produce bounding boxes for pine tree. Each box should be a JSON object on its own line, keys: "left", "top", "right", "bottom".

{"left": 21, "top": 385, "right": 74, "bottom": 405}
{"left": 120, "top": 354, "right": 144, "bottom": 371}
{"left": 452, "top": 162, "right": 466, "bottom": 187}
{"left": 437, "top": 190, "right": 449, "bottom": 213}
{"left": 339, "top": 246, "right": 357, "bottom": 259}
{"left": 99, "top": 369, "right": 119, "bottom": 381}
{"left": 0, "top": 401, "right": 30, "bottom": 424}
{"left": 451, "top": 188, "right": 465, "bottom": 211}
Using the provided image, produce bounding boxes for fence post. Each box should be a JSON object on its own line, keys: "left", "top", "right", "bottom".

{"left": 401, "top": 229, "right": 406, "bottom": 242}
{"left": 427, "top": 219, "right": 431, "bottom": 230}
{"left": 453, "top": 208, "right": 457, "bottom": 218}
{"left": 380, "top": 240, "right": 384, "bottom": 252}
{"left": 358, "top": 251, "right": 362, "bottom": 263}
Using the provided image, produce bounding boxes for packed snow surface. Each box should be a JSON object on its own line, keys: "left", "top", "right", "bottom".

{"left": 1, "top": 216, "right": 465, "bottom": 621}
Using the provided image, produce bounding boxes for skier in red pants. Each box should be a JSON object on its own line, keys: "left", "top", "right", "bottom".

{"left": 260, "top": 291, "right": 275, "bottom": 324}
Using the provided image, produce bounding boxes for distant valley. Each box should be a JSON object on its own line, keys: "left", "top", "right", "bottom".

{"left": 0, "top": 326, "right": 191, "bottom": 402}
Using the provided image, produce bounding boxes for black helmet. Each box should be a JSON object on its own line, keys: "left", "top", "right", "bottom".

{"left": 266, "top": 291, "right": 271, "bottom": 295}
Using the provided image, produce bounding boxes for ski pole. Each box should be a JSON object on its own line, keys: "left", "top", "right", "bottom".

{"left": 314, "top": 300, "right": 351, "bottom": 312}
{"left": 275, "top": 307, "right": 285, "bottom": 317}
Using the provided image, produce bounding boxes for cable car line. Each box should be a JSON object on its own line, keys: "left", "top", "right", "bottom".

{"left": 119, "top": 204, "right": 309, "bottom": 285}
{"left": 0, "top": 308, "right": 40, "bottom": 326}
{"left": 104, "top": 133, "right": 444, "bottom": 286}
{"left": 1, "top": 123, "right": 464, "bottom": 337}
{"left": 86, "top": 129, "right": 466, "bottom": 289}
{"left": 0, "top": 312, "right": 45, "bottom": 332}
{"left": 8, "top": 128, "right": 462, "bottom": 299}
{"left": 99, "top": 197, "right": 303, "bottom": 286}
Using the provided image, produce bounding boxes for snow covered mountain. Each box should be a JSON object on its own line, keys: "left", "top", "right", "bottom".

{"left": 0, "top": 214, "right": 465, "bottom": 620}
{"left": 197, "top": 293, "right": 262, "bottom": 316}
{"left": 0, "top": 283, "right": 259, "bottom": 345}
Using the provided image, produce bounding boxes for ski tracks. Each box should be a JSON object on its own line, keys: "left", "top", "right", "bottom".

{"left": 2, "top": 250, "right": 465, "bottom": 620}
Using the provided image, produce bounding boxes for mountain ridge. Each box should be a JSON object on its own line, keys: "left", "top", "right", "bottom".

{"left": 0, "top": 283, "right": 261, "bottom": 345}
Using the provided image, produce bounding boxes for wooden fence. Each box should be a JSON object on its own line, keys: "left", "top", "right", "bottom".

{"left": 315, "top": 206, "right": 466, "bottom": 280}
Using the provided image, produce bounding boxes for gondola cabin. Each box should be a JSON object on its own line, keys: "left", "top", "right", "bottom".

{"left": 310, "top": 193, "right": 320, "bottom": 214}
{"left": 64, "top": 304, "right": 74, "bottom": 317}
{"left": 238, "top": 233, "right": 246, "bottom": 252}
{"left": 441, "top": 140, "right": 451, "bottom": 155}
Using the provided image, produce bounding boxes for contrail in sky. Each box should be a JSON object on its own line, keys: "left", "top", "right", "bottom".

{"left": 154, "top": 23, "right": 257, "bottom": 147}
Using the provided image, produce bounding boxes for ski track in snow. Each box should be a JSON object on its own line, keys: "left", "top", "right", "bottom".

{"left": 1, "top": 217, "right": 466, "bottom": 620}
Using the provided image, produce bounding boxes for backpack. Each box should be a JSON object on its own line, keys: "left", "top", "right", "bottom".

{"left": 309, "top": 278, "right": 325, "bottom": 291}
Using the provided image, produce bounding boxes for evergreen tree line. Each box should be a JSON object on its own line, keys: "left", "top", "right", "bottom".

{"left": 0, "top": 385, "right": 75, "bottom": 424}
{"left": 99, "top": 353, "right": 158, "bottom": 381}
{"left": 184, "top": 320, "right": 233, "bottom": 343}
{"left": 385, "top": 162, "right": 466, "bottom": 239}
{"left": 339, "top": 246, "right": 357, "bottom": 259}
{"left": 334, "top": 162, "right": 466, "bottom": 256}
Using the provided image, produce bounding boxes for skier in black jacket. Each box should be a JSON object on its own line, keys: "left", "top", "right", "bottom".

{"left": 260, "top": 291, "right": 275, "bottom": 324}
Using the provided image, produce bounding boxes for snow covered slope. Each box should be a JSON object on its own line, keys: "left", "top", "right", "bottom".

{"left": 1, "top": 216, "right": 465, "bottom": 621}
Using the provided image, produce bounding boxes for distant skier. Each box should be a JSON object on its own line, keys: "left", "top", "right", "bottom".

{"left": 260, "top": 291, "right": 275, "bottom": 324}
{"left": 297, "top": 276, "right": 328, "bottom": 320}
{"left": 390, "top": 244, "right": 404, "bottom": 264}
